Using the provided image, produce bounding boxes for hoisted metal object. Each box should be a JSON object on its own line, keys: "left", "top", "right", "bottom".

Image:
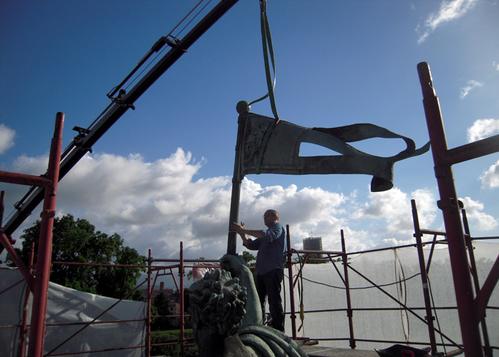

{"left": 237, "top": 105, "right": 429, "bottom": 192}
{"left": 227, "top": 101, "right": 430, "bottom": 254}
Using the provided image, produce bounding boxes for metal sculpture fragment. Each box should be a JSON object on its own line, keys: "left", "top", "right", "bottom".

{"left": 188, "top": 254, "right": 307, "bottom": 357}
{"left": 227, "top": 101, "right": 430, "bottom": 254}
{"left": 236, "top": 102, "right": 430, "bottom": 192}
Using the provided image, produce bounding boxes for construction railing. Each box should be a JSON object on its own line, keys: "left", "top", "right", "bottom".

{"left": 283, "top": 207, "right": 497, "bottom": 356}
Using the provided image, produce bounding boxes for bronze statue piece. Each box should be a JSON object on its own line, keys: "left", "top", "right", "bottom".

{"left": 188, "top": 254, "right": 307, "bottom": 357}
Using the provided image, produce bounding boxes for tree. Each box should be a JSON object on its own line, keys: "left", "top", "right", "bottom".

{"left": 242, "top": 251, "right": 256, "bottom": 264}
{"left": 20, "top": 214, "right": 145, "bottom": 299}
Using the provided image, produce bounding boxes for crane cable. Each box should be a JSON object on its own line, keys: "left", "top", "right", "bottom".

{"left": 106, "top": 0, "right": 210, "bottom": 101}
{"left": 249, "top": 0, "right": 280, "bottom": 123}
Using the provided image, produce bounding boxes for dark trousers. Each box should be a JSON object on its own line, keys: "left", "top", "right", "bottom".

{"left": 256, "top": 269, "right": 284, "bottom": 331}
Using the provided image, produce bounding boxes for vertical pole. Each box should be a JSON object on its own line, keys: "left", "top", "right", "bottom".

{"left": 411, "top": 199, "right": 437, "bottom": 354}
{"left": 286, "top": 225, "right": 297, "bottom": 339}
{"left": 461, "top": 209, "right": 492, "bottom": 357}
{"left": 28, "top": 113, "right": 64, "bottom": 357}
{"left": 341, "top": 230, "right": 356, "bottom": 349}
{"left": 179, "top": 241, "right": 185, "bottom": 357}
{"left": 19, "top": 243, "right": 35, "bottom": 357}
{"left": 417, "top": 63, "right": 483, "bottom": 357}
{"left": 227, "top": 102, "right": 249, "bottom": 255}
{"left": 0, "top": 190, "right": 4, "bottom": 226}
{"left": 146, "top": 249, "right": 152, "bottom": 357}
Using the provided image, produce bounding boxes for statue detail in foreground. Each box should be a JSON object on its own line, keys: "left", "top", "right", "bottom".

{"left": 188, "top": 254, "right": 307, "bottom": 357}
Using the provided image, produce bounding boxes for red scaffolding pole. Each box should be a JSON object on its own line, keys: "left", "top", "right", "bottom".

{"left": 28, "top": 113, "right": 64, "bottom": 357}
{"left": 0, "top": 113, "right": 64, "bottom": 357}
{"left": 417, "top": 62, "right": 499, "bottom": 357}
{"left": 179, "top": 241, "right": 185, "bottom": 357}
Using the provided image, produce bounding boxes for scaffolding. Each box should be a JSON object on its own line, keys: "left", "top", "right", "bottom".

{"left": 283, "top": 204, "right": 497, "bottom": 356}
{"left": 1, "top": 54, "right": 497, "bottom": 356}
{"left": 1, "top": 227, "right": 497, "bottom": 356}
{"left": 417, "top": 62, "right": 498, "bottom": 357}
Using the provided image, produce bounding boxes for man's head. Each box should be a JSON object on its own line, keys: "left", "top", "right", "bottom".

{"left": 263, "top": 209, "right": 279, "bottom": 227}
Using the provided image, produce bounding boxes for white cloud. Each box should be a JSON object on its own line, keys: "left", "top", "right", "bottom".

{"left": 354, "top": 188, "right": 437, "bottom": 236}
{"left": 460, "top": 80, "right": 483, "bottom": 99}
{"left": 467, "top": 118, "right": 499, "bottom": 142}
{"left": 480, "top": 160, "right": 499, "bottom": 189}
{"left": 493, "top": 61, "right": 499, "bottom": 71}
{"left": 4, "top": 148, "right": 496, "bottom": 260}
{"left": 460, "top": 196, "right": 498, "bottom": 231}
{"left": 0, "top": 124, "right": 15, "bottom": 154}
{"left": 417, "top": 0, "right": 478, "bottom": 44}
{"left": 382, "top": 237, "right": 415, "bottom": 246}
{"left": 5, "top": 149, "right": 367, "bottom": 258}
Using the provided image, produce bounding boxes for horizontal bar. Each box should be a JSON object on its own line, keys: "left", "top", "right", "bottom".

{"left": 152, "top": 314, "right": 192, "bottom": 318}
{"left": 0, "top": 171, "right": 51, "bottom": 187}
{"left": 294, "top": 249, "right": 342, "bottom": 255}
{"left": 292, "top": 306, "right": 462, "bottom": 315}
{"left": 420, "top": 229, "right": 447, "bottom": 236}
{"left": 152, "top": 258, "right": 220, "bottom": 263}
{"left": 46, "top": 344, "right": 144, "bottom": 356}
{"left": 347, "top": 338, "right": 462, "bottom": 348}
{"left": 53, "top": 260, "right": 211, "bottom": 270}
{"left": 472, "top": 236, "right": 499, "bottom": 241}
{"left": 151, "top": 341, "right": 195, "bottom": 347}
{"left": 45, "top": 319, "right": 144, "bottom": 327}
{"left": 309, "top": 337, "right": 465, "bottom": 349}
{"left": 343, "top": 238, "right": 448, "bottom": 256}
{"left": 445, "top": 134, "right": 499, "bottom": 165}
{"left": 52, "top": 261, "right": 146, "bottom": 269}
{"left": 151, "top": 265, "right": 179, "bottom": 271}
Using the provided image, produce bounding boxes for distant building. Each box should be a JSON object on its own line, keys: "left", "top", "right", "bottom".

{"left": 154, "top": 282, "right": 174, "bottom": 298}
{"left": 139, "top": 281, "right": 174, "bottom": 300}
{"left": 302, "top": 237, "right": 325, "bottom": 262}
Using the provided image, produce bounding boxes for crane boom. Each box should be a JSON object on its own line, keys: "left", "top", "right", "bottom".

{"left": 2, "top": 0, "right": 238, "bottom": 241}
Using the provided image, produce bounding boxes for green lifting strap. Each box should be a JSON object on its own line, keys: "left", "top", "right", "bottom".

{"left": 249, "top": 0, "right": 280, "bottom": 122}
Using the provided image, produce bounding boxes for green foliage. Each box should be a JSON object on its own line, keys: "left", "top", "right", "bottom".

{"left": 242, "top": 251, "right": 256, "bottom": 264}
{"left": 20, "top": 214, "right": 145, "bottom": 299}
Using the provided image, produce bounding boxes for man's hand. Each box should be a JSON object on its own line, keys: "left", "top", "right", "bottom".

{"left": 231, "top": 222, "right": 250, "bottom": 247}
{"left": 230, "top": 222, "right": 245, "bottom": 235}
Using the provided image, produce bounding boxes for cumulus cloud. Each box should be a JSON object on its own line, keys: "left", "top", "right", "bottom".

{"left": 460, "top": 80, "right": 483, "bottom": 99}
{"left": 467, "top": 118, "right": 499, "bottom": 142}
{"left": 382, "top": 237, "right": 415, "bottom": 246}
{"left": 494, "top": 61, "right": 499, "bottom": 71}
{"left": 460, "top": 196, "right": 498, "bottom": 231}
{"left": 480, "top": 160, "right": 499, "bottom": 189}
{"left": 3, "top": 148, "right": 496, "bottom": 260}
{"left": 417, "top": 0, "right": 478, "bottom": 44}
{"left": 354, "top": 188, "right": 437, "bottom": 236}
{"left": 4, "top": 148, "right": 369, "bottom": 258}
{"left": 0, "top": 124, "right": 15, "bottom": 154}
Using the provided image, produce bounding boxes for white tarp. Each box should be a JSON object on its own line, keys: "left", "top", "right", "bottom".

{"left": 282, "top": 241, "right": 498, "bottom": 351}
{"left": 0, "top": 268, "right": 145, "bottom": 356}
{"left": 1, "top": 241, "right": 497, "bottom": 355}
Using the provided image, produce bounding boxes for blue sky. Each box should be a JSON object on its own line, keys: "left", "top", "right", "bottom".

{"left": 0, "top": 0, "right": 498, "bottom": 259}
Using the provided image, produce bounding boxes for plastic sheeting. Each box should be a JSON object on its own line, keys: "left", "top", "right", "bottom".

{"left": 0, "top": 268, "right": 146, "bottom": 356}
{"left": 282, "top": 241, "right": 498, "bottom": 351}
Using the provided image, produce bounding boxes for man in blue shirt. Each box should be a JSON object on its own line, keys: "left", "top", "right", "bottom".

{"left": 231, "top": 209, "right": 285, "bottom": 332}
